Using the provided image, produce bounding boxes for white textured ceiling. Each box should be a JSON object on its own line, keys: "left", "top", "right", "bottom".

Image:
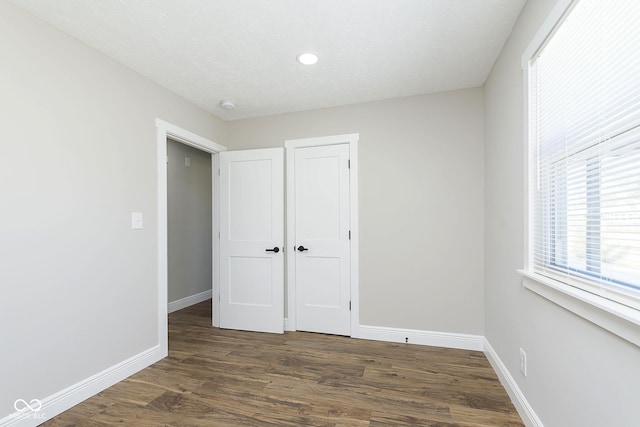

{"left": 9, "top": 0, "right": 526, "bottom": 121}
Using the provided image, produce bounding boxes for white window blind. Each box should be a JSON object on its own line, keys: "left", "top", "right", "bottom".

{"left": 530, "top": 0, "right": 640, "bottom": 304}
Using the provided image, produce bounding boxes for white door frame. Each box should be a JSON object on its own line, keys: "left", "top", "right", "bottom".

{"left": 156, "top": 119, "right": 227, "bottom": 356}
{"left": 284, "top": 133, "right": 360, "bottom": 334}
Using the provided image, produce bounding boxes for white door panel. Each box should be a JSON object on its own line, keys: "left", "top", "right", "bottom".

{"left": 220, "top": 148, "right": 284, "bottom": 334}
{"left": 229, "top": 256, "right": 273, "bottom": 305}
{"left": 298, "top": 155, "right": 342, "bottom": 240}
{"left": 295, "top": 144, "right": 351, "bottom": 335}
{"left": 299, "top": 256, "right": 342, "bottom": 307}
{"left": 228, "top": 159, "right": 273, "bottom": 241}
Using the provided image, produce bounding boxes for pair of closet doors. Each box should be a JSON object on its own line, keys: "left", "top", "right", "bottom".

{"left": 218, "top": 134, "right": 357, "bottom": 336}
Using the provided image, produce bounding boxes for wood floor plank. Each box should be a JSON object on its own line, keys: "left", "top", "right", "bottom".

{"left": 41, "top": 300, "right": 523, "bottom": 426}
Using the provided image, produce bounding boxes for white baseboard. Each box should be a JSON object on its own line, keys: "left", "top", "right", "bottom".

{"left": 168, "top": 290, "right": 212, "bottom": 313}
{"left": 353, "top": 324, "right": 484, "bottom": 351}
{"left": 0, "top": 345, "right": 163, "bottom": 427}
{"left": 484, "top": 339, "right": 543, "bottom": 427}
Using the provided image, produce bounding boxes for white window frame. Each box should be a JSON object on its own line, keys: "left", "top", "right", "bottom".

{"left": 519, "top": 0, "right": 640, "bottom": 347}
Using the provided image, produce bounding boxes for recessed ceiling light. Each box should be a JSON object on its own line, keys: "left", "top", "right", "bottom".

{"left": 220, "top": 100, "right": 235, "bottom": 110}
{"left": 296, "top": 53, "right": 318, "bottom": 65}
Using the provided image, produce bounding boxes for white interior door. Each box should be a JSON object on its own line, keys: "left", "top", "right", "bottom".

{"left": 294, "top": 144, "right": 351, "bottom": 335}
{"left": 219, "top": 148, "right": 284, "bottom": 334}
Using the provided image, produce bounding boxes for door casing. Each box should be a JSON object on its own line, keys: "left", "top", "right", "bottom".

{"left": 156, "top": 119, "right": 226, "bottom": 356}
{"left": 284, "top": 133, "right": 360, "bottom": 334}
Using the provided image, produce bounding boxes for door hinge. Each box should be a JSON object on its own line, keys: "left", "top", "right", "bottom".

{"left": 218, "top": 169, "right": 221, "bottom": 176}
{"left": 166, "top": 155, "right": 169, "bottom": 164}
{"left": 218, "top": 232, "right": 221, "bottom": 239}
{"left": 348, "top": 159, "right": 351, "bottom": 169}
{"left": 349, "top": 301, "right": 352, "bottom": 311}
{"left": 349, "top": 230, "right": 351, "bottom": 240}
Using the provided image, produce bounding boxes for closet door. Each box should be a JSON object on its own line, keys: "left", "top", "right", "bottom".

{"left": 219, "top": 148, "right": 284, "bottom": 333}
{"left": 293, "top": 144, "right": 351, "bottom": 335}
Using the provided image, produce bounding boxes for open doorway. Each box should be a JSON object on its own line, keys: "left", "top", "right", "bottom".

{"left": 167, "top": 138, "right": 212, "bottom": 312}
{"left": 156, "top": 119, "right": 226, "bottom": 358}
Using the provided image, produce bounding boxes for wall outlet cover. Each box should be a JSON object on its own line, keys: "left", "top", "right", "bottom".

{"left": 131, "top": 212, "right": 143, "bottom": 230}
{"left": 519, "top": 348, "right": 527, "bottom": 376}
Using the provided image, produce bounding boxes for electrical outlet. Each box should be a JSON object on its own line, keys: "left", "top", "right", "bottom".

{"left": 519, "top": 348, "right": 527, "bottom": 376}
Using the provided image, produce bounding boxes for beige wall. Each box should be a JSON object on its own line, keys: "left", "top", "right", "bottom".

{"left": 0, "top": 0, "right": 226, "bottom": 416}
{"left": 484, "top": 0, "right": 640, "bottom": 425}
{"left": 228, "top": 88, "right": 485, "bottom": 334}
{"left": 167, "top": 139, "right": 212, "bottom": 303}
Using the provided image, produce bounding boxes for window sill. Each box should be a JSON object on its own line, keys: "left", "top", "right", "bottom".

{"left": 518, "top": 270, "right": 640, "bottom": 348}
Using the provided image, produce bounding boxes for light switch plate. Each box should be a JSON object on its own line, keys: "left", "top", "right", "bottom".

{"left": 131, "top": 212, "right": 143, "bottom": 229}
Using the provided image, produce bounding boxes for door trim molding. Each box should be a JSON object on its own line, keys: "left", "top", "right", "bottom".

{"left": 284, "top": 133, "right": 360, "bottom": 334}
{"left": 156, "top": 119, "right": 226, "bottom": 356}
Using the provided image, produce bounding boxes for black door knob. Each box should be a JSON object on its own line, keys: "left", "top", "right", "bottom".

{"left": 265, "top": 247, "right": 280, "bottom": 253}
{"left": 297, "top": 245, "right": 308, "bottom": 252}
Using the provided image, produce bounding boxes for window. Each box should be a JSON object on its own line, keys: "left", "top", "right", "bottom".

{"left": 527, "top": 0, "right": 640, "bottom": 309}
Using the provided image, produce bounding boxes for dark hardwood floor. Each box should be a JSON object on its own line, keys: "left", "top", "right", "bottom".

{"left": 41, "top": 300, "right": 523, "bottom": 426}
